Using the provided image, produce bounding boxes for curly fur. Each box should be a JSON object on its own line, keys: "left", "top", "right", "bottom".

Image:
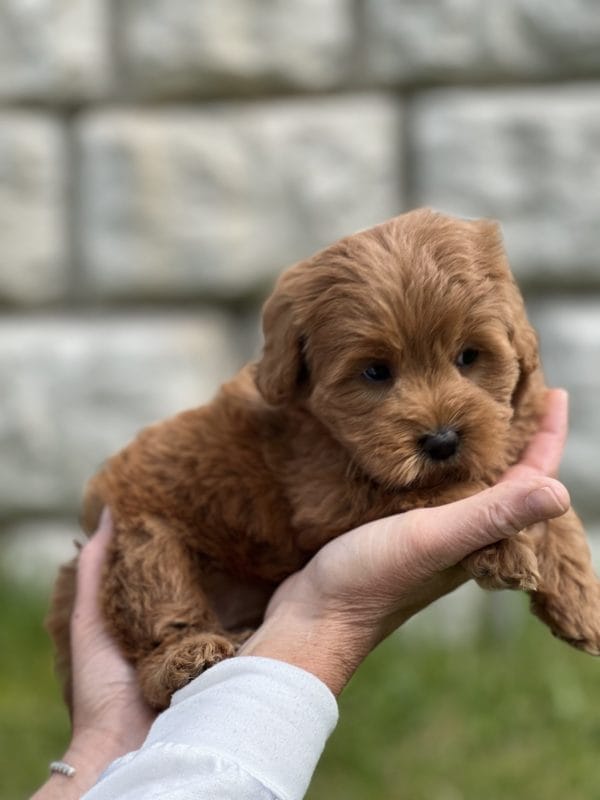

{"left": 47, "top": 209, "right": 600, "bottom": 710}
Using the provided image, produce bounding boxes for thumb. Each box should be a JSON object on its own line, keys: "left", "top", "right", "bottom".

{"left": 73, "top": 508, "right": 113, "bottom": 620}
{"left": 401, "top": 477, "right": 570, "bottom": 572}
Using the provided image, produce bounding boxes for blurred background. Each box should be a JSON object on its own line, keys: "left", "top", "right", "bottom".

{"left": 1, "top": 1, "right": 599, "bottom": 798}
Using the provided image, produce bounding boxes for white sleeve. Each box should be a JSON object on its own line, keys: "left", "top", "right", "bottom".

{"left": 82, "top": 656, "right": 339, "bottom": 800}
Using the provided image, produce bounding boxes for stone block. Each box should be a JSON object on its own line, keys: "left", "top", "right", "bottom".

{"left": 0, "top": 113, "right": 68, "bottom": 304}
{"left": 365, "top": 0, "right": 600, "bottom": 83}
{"left": 0, "top": 0, "right": 110, "bottom": 101}
{"left": 410, "top": 86, "right": 600, "bottom": 285}
{"left": 79, "top": 96, "right": 402, "bottom": 300}
{"left": 0, "top": 314, "right": 242, "bottom": 516}
{"left": 529, "top": 298, "right": 600, "bottom": 521}
{"left": 119, "top": 0, "right": 355, "bottom": 95}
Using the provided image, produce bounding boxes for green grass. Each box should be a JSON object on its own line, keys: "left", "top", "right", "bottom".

{"left": 309, "top": 617, "right": 600, "bottom": 800}
{"left": 2, "top": 577, "right": 599, "bottom": 800}
{"left": 0, "top": 577, "right": 70, "bottom": 800}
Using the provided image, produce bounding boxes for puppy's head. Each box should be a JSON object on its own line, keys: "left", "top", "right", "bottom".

{"left": 256, "top": 209, "right": 539, "bottom": 489}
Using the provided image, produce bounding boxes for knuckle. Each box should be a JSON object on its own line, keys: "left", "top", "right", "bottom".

{"left": 482, "top": 501, "right": 522, "bottom": 539}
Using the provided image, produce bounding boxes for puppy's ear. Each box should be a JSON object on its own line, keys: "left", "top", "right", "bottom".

{"left": 509, "top": 311, "right": 540, "bottom": 409}
{"left": 468, "top": 216, "right": 539, "bottom": 383}
{"left": 255, "top": 271, "right": 306, "bottom": 406}
{"left": 465, "top": 217, "right": 508, "bottom": 276}
{"left": 510, "top": 307, "right": 539, "bottom": 379}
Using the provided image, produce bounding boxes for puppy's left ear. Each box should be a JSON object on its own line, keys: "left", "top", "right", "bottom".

{"left": 509, "top": 302, "right": 540, "bottom": 381}
{"left": 255, "top": 269, "right": 306, "bottom": 406}
{"left": 466, "top": 217, "right": 508, "bottom": 277}
{"left": 468, "top": 218, "right": 539, "bottom": 380}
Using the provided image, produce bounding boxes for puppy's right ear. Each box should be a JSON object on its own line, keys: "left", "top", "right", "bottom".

{"left": 255, "top": 273, "right": 306, "bottom": 406}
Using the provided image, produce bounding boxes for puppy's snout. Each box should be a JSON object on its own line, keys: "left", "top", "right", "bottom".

{"left": 419, "top": 428, "right": 460, "bottom": 461}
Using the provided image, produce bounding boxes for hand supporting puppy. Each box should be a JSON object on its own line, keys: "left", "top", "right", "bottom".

{"left": 239, "top": 389, "right": 571, "bottom": 694}
{"left": 34, "top": 390, "right": 569, "bottom": 798}
{"left": 32, "top": 511, "right": 156, "bottom": 800}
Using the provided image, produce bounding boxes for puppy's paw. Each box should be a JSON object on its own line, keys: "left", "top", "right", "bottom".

{"left": 531, "top": 583, "right": 600, "bottom": 657}
{"left": 137, "top": 632, "right": 236, "bottom": 710}
{"left": 463, "top": 537, "right": 541, "bottom": 592}
{"left": 527, "top": 508, "right": 600, "bottom": 656}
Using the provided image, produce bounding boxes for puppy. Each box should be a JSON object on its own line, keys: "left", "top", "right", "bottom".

{"left": 48, "top": 209, "right": 600, "bottom": 710}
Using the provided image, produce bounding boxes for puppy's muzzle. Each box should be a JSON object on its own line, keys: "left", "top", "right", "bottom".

{"left": 419, "top": 428, "right": 460, "bottom": 461}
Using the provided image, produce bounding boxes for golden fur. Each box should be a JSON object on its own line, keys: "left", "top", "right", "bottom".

{"left": 47, "top": 209, "right": 600, "bottom": 710}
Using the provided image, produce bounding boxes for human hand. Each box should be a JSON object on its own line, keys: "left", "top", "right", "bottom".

{"left": 69, "top": 508, "right": 156, "bottom": 750}
{"left": 240, "top": 389, "right": 571, "bottom": 695}
{"left": 33, "top": 511, "right": 156, "bottom": 800}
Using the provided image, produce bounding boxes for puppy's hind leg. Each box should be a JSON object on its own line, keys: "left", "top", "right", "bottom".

{"left": 104, "top": 514, "right": 237, "bottom": 710}
{"left": 527, "top": 508, "right": 600, "bottom": 655}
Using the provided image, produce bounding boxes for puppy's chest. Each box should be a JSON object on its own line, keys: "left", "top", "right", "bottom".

{"left": 288, "top": 469, "right": 490, "bottom": 554}
{"left": 287, "top": 480, "right": 394, "bottom": 551}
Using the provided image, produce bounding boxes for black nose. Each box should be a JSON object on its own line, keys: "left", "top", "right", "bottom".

{"left": 420, "top": 428, "right": 460, "bottom": 461}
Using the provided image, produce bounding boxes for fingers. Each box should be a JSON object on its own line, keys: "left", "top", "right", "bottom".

{"left": 399, "top": 476, "right": 570, "bottom": 572}
{"left": 74, "top": 508, "right": 113, "bottom": 617}
{"left": 504, "top": 388, "right": 569, "bottom": 480}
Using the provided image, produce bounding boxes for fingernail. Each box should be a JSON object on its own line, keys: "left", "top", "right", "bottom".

{"left": 526, "top": 485, "right": 569, "bottom": 518}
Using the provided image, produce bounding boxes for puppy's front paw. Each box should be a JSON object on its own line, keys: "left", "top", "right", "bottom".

{"left": 463, "top": 537, "right": 540, "bottom": 592}
{"left": 137, "top": 632, "right": 236, "bottom": 710}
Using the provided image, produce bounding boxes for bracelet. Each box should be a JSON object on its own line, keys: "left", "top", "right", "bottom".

{"left": 50, "top": 760, "right": 76, "bottom": 778}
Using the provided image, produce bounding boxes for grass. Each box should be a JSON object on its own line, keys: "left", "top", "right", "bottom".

{"left": 2, "top": 575, "right": 599, "bottom": 800}
{"left": 309, "top": 615, "right": 600, "bottom": 800}
{"left": 0, "top": 577, "right": 70, "bottom": 800}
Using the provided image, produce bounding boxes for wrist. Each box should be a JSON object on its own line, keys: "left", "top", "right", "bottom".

{"left": 66, "top": 729, "right": 120, "bottom": 793}
{"left": 30, "top": 728, "right": 124, "bottom": 800}
{"left": 71, "top": 720, "right": 144, "bottom": 768}
{"left": 238, "top": 597, "right": 377, "bottom": 696}
{"left": 58, "top": 727, "right": 131, "bottom": 796}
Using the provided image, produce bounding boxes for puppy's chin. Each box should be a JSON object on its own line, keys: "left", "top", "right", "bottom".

{"left": 354, "top": 426, "right": 512, "bottom": 493}
{"left": 399, "top": 457, "right": 485, "bottom": 492}
{"left": 364, "top": 455, "right": 480, "bottom": 493}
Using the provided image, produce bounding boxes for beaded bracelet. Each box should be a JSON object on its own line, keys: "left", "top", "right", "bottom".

{"left": 49, "top": 760, "right": 76, "bottom": 778}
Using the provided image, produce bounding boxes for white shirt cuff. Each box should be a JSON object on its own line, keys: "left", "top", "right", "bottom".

{"left": 140, "top": 656, "right": 339, "bottom": 799}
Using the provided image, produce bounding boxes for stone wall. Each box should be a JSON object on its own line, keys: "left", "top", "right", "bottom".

{"left": 1, "top": 2, "right": 599, "bottom": 630}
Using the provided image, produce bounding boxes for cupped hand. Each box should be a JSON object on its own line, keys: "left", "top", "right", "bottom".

{"left": 240, "top": 389, "right": 571, "bottom": 694}
{"left": 69, "top": 509, "right": 156, "bottom": 752}
{"left": 34, "top": 512, "right": 156, "bottom": 800}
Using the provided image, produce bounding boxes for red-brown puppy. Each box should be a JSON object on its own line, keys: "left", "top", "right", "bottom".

{"left": 48, "top": 209, "right": 600, "bottom": 710}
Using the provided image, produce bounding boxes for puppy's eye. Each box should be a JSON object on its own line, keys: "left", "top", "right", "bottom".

{"left": 362, "top": 362, "right": 393, "bottom": 382}
{"left": 456, "top": 348, "right": 479, "bottom": 367}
